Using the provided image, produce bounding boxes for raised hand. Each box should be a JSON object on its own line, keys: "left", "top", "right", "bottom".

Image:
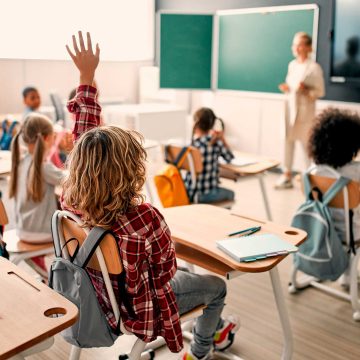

{"left": 66, "top": 31, "right": 100, "bottom": 86}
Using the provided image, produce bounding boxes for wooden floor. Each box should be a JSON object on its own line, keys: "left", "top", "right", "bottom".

{"left": 1, "top": 167, "right": 359, "bottom": 360}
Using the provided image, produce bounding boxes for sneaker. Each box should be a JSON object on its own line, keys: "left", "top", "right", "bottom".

{"left": 180, "top": 349, "right": 211, "bottom": 360}
{"left": 213, "top": 315, "right": 240, "bottom": 351}
{"left": 274, "top": 175, "right": 293, "bottom": 190}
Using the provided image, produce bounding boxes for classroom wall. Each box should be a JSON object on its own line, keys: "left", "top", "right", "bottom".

{"left": 0, "top": 59, "right": 152, "bottom": 114}
{"left": 156, "top": 0, "right": 360, "bottom": 103}
{"left": 155, "top": 0, "right": 360, "bottom": 172}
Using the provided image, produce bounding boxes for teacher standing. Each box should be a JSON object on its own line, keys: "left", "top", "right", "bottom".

{"left": 275, "top": 32, "right": 325, "bottom": 189}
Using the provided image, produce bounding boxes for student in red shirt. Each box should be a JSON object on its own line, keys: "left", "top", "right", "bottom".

{"left": 63, "top": 32, "right": 239, "bottom": 360}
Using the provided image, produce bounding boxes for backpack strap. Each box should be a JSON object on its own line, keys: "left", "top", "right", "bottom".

{"left": 175, "top": 147, "right": 191, "bottom": 168}
{"left": 303, "top": 173, "right": 313, "bottom": 201}
{"left": 8, "top": 121, "right": 18, "bottom": 134}
{"left": 165, "top": 146, "right": 190, "bottom": 168}
{"left": 51, "top": 210, "right": 63, "bottom": 258}
{"left": 323, "top": 176, "right": 350, "bottom": 206}
{"left": 73, "top": 226, "right": 110, "bottom": 268}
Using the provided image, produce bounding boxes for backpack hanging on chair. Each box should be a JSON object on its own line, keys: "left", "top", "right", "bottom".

{"left": 154, "top": 146, "right": 191, "bottom": 208}
{"left": 49, "top": 211, "right": 120, "bottom": 348}
{"left": 291, "top": 173, "right": 354, "bottom": 281}
{"left": 0, "top": 119, "right": 18, "bottom": 150}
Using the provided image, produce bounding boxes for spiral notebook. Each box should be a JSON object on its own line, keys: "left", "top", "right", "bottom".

{"left": 216, "top": 233, "right": 298, "bottom": 262}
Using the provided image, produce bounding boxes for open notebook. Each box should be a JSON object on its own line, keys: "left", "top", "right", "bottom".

{"left": 219, "top": 156, "right": 257, "bottom": 167}
{"left": 216, "top": 233, "right": 298, "bottom": 262}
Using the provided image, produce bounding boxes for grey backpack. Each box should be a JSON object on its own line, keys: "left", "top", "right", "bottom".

{"left": 49, "top": 211, "right": 119, "bottom": 348}
{"left": 291, "top": 174, "right": 351, "bottom": 281}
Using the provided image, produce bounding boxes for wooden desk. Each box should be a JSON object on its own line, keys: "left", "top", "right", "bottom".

{"left": 0, "top": 257, "right": 78, "bottom": 360}
{"left": 163, "top": 204, "right": 307, "bottom": 360}
{"left": 220, "top": 151, "right": 280, "bottom": 220}
{"left": 0, "top": 151, "right": 11, "bottom": 177}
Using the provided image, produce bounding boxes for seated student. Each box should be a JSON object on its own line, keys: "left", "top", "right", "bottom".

{"left": 22, "top": 86, "right": 41, "bottom": 118}
{"left": 184, "top": 107, "right": 235, "bottom": 204}
{"left": 63, "top": 32, "right": 239, "bottom": 360}
{"left": 9, "top": 112, "right": 66, "bottom": 274}
{"left": 307, "top": 108, "right": 360, "bottom": 244}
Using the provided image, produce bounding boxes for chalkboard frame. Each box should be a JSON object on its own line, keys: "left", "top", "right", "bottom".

{"left": 214, "top": 4, "right": 319, "bottom": 94}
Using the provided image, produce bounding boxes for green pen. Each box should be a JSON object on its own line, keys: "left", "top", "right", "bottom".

{"left": 228, "top": 226, "right": 261, "bottom": 237}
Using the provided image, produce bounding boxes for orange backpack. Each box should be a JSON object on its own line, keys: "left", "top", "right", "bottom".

{"left": 154, "top": 147, "right": 191, "bottom": 208}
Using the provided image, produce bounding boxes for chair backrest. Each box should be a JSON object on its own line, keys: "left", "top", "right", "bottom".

{"left": 0, "top": 198, "right": 9, "bottom": 227}
{"left": 165, "top": 145, "right": 203, "bottom": 174}
{"left": 308, "top": 174, "right": 360, "bottom": 209}
{"left": 50, "top": 93, "right": 66, "bottom": 122}
{"left": 60, "top": 216, "right": 122, "bottom": 275}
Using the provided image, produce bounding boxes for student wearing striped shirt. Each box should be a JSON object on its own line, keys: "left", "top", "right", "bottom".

{"left": 184, "top": 108, "right": 235, "bottom": 204}
{"left": 64, "top": 32, "right": 239, "bottom": 360}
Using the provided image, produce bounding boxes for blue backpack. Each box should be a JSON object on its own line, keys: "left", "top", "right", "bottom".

{"left": 0, "top": 120, "right": 18, "bottom": 150}
{"left": 291, "top": 174, "right": 351, "bottom": 281}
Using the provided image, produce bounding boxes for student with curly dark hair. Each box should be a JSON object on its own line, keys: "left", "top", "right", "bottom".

{"left": 307, "top": 108, "right": 360, "bottom": 244}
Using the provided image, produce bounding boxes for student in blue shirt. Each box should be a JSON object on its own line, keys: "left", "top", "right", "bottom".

{"left": 22, "top": 86, "right": 41, "bottom": 118}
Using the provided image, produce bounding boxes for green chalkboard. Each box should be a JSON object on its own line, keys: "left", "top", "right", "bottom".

{"left": 160, "top": 14, "right": 213, "bottom": 89}
{"left": 217, "top": 9, "right": 315, "bottom": 93}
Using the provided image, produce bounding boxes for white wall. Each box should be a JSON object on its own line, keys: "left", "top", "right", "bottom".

{"left": 191, "top": 91, "right": 360, "bottom": 171}
{"left": 0, "top": 59, "right": 153, "bottom": 114}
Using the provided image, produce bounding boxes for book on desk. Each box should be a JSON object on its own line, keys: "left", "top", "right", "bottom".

{"left": 219, "top": 156, "right": 257, "bottom": 167}
{"left": 216, "top": 233, "right": 298, "bottom": 262}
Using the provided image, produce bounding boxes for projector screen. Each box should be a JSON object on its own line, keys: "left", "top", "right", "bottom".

{"left": 0, "top": 0, "right": 154, "bottom": 61}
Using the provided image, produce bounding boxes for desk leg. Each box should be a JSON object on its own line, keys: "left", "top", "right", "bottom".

{"left": 257, "top": 174, "right": 272, "bottom": 221}
{"left": 269, "top": 267, "right": 293, "bottom": 360}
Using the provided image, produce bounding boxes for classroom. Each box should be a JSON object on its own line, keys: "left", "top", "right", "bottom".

{"left": 0, "top": 0, "right": 359, "bottom": 359}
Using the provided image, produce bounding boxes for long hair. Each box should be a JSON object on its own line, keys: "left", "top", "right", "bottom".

{"left": 63, "top": 126, "right": 147, "bottom": 228}
{"left": 9, "top": 113, "right": 53, "bottom": 202}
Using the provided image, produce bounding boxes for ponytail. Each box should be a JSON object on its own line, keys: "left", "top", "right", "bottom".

{"left": 9, "top": 131, "right": 21, "bottom": 198}
{"left": 27, "top": 133, "right": 45, "bottom": 202}
{"left": 9, "top": 113, "right": 53, "bottom": 202}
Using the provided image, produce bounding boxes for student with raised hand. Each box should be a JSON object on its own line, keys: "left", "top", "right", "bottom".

{"left": 184, "top": 107, "right": 235, "bottom": 204}
{"left": 63, "top": 32, "right": 239, "bottom": 360}
{"left": 276, "top": 32, "right": 325, "bottom": 189}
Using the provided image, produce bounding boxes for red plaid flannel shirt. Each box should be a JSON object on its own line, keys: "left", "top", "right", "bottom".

{"left": 66, "top": 85, "right": 183, "bottom": 352}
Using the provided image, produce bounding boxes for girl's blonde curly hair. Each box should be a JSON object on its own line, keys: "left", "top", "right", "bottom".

{"left": 63, "top": 126, "right": 147, "bottom": 228}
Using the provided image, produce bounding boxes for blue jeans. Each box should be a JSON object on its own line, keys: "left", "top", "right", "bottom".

{"left": 170, "top": 270, "right": 226, "bottom": 358}
{"left": 198, "top": 187, "right": 235, "bottom": 204}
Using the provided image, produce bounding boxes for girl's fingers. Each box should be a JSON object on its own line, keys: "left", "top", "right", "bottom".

{"left": 66, "top": 45, "right": 76, "bottom": 61}
{"left": 78, "top": 31, "right": 86, "bottom": 51}
{"left": 95, "top": 43, "right": 100, "bottom": 57}
{"left": 86, "top": 32, "right": 93, "bottom": 54}
{"left": 72, "top": 35, "right": 80, "bottom": 55}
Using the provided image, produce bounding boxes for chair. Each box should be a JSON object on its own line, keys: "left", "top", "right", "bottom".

{"left": 49, "top": 92, "right": 66, "bottom": 122}
{"left": 165, "top": 145, "right": 235, "bottom": 209}
{"left": 53, "top": 210, "right": 206, "bottom": 360}
{"left": 289, "top": 169, "right": 360, "bottom": 321}
{"left": 0, "top": 198, "right": 53, "bottom": 279}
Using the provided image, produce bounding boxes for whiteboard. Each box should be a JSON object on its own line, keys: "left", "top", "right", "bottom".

{"left": 0, "top": 0, "right": 154, "bottom": 61}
